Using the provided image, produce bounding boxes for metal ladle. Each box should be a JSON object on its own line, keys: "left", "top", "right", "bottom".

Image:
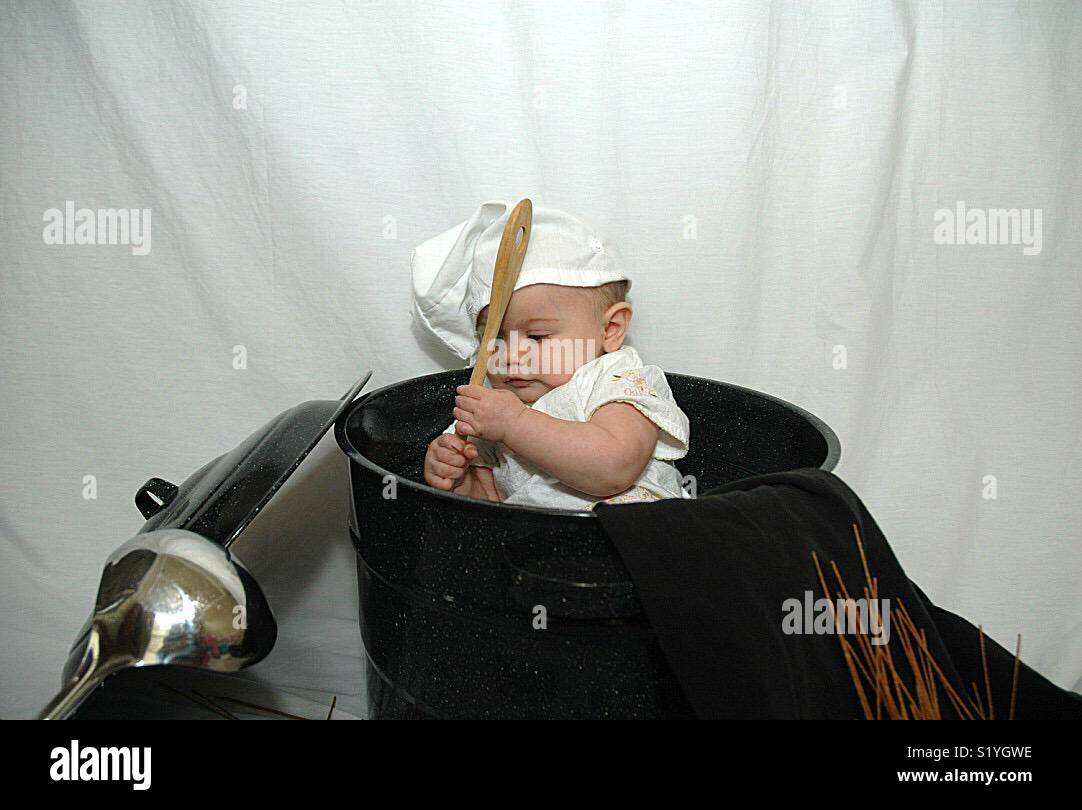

{"left": 39, "top": 528, "right": 277, "bottom": 720}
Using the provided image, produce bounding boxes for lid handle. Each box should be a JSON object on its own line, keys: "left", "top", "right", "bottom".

{"left": 135, "top": 477, "right": 179, "bottom": 519}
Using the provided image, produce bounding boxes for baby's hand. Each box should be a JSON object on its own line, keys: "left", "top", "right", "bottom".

{"left": 453, "top": 384, "right": 527, "bottom": 444}
{"left": 424, "top": 433, "right": 479, "bottom": 492}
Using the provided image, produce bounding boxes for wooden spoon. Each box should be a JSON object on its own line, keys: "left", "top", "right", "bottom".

{"left": 469, "top": 198, "right": 532, "bottom": 386}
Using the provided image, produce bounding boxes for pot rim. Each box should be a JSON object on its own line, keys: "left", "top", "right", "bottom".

{"left": 333, "top": 367, "right": 841, "bottom": 519}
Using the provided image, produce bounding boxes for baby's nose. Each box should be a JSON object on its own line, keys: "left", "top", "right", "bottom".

{"left": 488, "top": 337, "right": 521, "bottom": 376}
{"left": 508, "top": 332, "right": 537, "bottom": 366}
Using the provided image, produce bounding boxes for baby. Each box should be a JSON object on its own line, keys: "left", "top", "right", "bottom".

{"left": 411, "top": 200, "right": 690, "bottom": 510}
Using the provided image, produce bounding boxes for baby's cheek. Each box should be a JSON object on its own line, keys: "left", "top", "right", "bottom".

{"left": 539, "top": 372, "right": 573, "bottom": 389}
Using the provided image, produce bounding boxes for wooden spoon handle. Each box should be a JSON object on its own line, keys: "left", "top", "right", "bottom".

{"left": 470, "top": 198, "right": 532, "bottom": 386}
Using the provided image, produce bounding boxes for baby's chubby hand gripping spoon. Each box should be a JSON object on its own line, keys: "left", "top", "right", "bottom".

{"left": 469, "top": 198, "right": 532, "bottom": 387}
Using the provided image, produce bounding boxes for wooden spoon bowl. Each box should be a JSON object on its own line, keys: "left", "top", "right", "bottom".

{"left": 470, "top": 199, "right": 533, "bottom": 387}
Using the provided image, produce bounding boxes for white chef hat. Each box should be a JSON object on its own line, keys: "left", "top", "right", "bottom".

{"left": 410, "top": 200, "right": 632, "bottom": 361}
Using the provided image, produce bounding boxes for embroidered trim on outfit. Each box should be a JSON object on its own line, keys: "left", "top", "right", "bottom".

{"left": 609, "top": 369, "right": 658, "bottom": 398}
{"left": 593, "top": 485, "right": 662, "bottom": 507}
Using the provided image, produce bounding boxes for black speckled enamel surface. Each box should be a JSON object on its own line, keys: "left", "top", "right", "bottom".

{"left": 334, "top": 368, "right": 840, "bottom": 719}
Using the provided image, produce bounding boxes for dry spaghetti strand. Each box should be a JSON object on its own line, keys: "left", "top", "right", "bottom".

{"left": 813, "top": 525, "right": 1021, "bottom": 720}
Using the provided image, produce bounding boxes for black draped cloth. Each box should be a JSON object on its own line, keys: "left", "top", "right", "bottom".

{"left": 593, "top": 467, "right": 1081, "bottom": 720}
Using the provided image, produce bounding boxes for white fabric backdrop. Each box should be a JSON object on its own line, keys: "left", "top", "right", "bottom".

{"left": 2, "top": 0, "right": 1079, "bottom": 719}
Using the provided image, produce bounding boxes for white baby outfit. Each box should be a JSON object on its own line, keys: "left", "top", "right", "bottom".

{"left": 441, "top": 345, "right": 692, "bottom": 511}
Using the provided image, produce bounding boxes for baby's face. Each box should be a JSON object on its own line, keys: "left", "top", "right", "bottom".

{"left": 476, "top": 284, "right": 624, "bottom": 404}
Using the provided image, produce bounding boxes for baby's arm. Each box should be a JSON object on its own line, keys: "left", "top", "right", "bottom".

{"left": 452, "top": 384, "right": 658, "bottom": 498}
{"left": 504, "top": 402, "right": 657, "bottom": 498}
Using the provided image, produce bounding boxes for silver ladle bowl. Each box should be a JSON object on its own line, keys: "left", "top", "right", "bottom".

{"left": 39, "top": 528, "right": 277, "bottom": 720}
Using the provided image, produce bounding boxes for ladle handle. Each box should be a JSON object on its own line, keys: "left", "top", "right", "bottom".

{"left": 38, "top": 670, "right": 106, "bottom": 720}
{"left": 470, "top": 199, "right": 532, "bottom": 387}
{"left": 38, "top": 637, "right": 116, "bottom": 720}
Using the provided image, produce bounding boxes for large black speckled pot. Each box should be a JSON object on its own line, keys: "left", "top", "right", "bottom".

{"left": 334, "top": 368, "right": 841, "bottom": 719}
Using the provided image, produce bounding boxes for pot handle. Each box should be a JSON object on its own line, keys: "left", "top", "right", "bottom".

{"left": 502, "top": 546, "right": 642, "bottom": 620}
{"left": 134, "top": 477, "right": 179, "bottom": 519}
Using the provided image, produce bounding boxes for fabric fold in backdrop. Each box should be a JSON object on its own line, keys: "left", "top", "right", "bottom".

{"left": 593, "top": 468, "right": 1082, "bottom": 720}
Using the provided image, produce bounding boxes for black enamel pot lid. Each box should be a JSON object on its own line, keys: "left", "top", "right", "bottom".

{"left": 133, "top": 372, "right": 372, "bottom": 547}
